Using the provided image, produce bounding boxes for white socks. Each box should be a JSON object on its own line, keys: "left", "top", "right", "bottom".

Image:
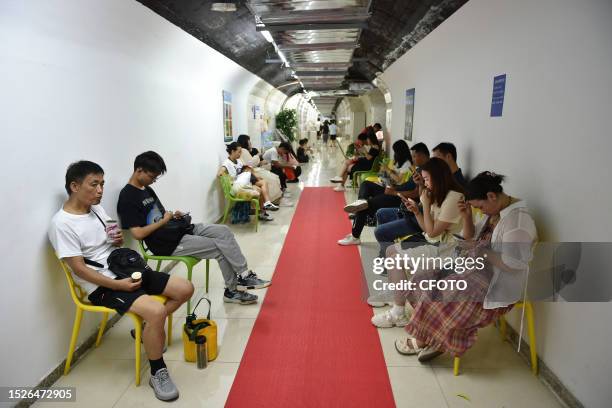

{"left": 390, "top": 304, "right": 405, "bottom": 318}
{"left": 240, "top": 270, "right": 252, "bottom": 279}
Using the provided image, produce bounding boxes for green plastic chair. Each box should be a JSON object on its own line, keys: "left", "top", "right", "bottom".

{"left": 352, "top": 154, "right": 385, "bottom": 192}
{"left": 137, "top": 240, "right": 209, "bottom": 314}
{"left": 219, "top": 174, "right": 260, "bottom": 231}
{"left": 358, "top": 156, "right": 392, "bottom": 185}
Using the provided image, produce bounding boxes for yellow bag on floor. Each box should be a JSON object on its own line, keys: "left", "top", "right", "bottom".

{"left": 183, "top": 298, "right": 218, "bottom": 362}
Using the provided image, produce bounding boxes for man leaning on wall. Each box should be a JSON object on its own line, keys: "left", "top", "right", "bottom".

{"left": 48, "top": 160, "right": 193, "bottom": 401}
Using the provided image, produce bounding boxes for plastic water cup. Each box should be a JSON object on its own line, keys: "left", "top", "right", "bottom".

{"left": 105, "top": 220, "right": 119, "bottom": 243}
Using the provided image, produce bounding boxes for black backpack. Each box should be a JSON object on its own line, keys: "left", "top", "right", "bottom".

{"left": 106, "top": 248, "right": 152, "bottom": 279}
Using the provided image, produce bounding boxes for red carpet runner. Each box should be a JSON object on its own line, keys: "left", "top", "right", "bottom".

{"left": 226, "top": 188, "right": 395, "bottom": 408}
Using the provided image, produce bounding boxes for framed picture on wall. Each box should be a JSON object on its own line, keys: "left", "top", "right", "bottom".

{"left": 404, "top": 88, "right": 415, "bottom": 141}
{"left": 223, "top": 90, "right": 233, "bottom": 142}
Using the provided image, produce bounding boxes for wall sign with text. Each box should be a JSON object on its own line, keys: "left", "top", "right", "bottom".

{"left": 490, "top": 74, "right": 507, "bottom": 117}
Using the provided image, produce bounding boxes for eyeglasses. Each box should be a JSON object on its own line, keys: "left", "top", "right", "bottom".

{"left": 146, "top": 172, "right": 162, "bottom": 183}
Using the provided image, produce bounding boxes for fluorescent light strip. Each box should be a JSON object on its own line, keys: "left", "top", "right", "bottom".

{"left": 258, "top": 24, "right": 319, "bottom": 113}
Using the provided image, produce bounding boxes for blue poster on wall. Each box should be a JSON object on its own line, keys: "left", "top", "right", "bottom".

{"left": 490, "top": 74, "right": 507, "bottom": 117}
{"left": 404, "top": 88, "right": 415, "bottom": 141}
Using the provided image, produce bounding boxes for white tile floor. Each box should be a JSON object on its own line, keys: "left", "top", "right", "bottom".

{"left": 38, "top": 141, "right": 564, "bottom": 407}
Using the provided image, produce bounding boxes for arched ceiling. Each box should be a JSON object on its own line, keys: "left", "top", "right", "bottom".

{"left": 136, "top": 0, "right": 468, "bottom": 115}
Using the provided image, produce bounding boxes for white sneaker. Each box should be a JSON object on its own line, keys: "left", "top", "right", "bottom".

{"left": 330, "top": 176, "right": 343, "bottom": 183}
{"left": 371, "top": 309, "right": 410, "bottom": 328}
{"left": 258, "top": 213, "right": 274, "bottom": 221}
{"left": 344, "top": 199, "right": 368, "bottom": 213}
{"left": 338, "top": 235, "right": 361, "bottom": 246}
{"left": 334, "top": 185, "right": 345, "bottom": 192}
{"left": 263, "top": 202, "right": 279, "bottom": 211}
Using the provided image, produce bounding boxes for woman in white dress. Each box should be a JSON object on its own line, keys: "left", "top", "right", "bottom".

{"left": 237, "top": 134, "right": 283, "bottom": 203}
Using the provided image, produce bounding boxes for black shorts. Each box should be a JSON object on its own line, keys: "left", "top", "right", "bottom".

{"left": 330, "top": 134, "right": 337, "bottom": 141}
{"left": 88, "top": 269, "right": 170, "bottom": 315}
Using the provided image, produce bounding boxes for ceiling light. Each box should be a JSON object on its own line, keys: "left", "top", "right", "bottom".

{"left": 211, "top": 2, "right": 237, "bottom": 12}
{"left": 261, "top": 30, "right": 274, "bottom": 43}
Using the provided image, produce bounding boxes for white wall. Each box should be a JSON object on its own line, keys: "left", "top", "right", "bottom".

{"left": 381, "top": 0, "right": 612, "bottom": 406}
{"left": 247, "top": 80, "right": 286, "bottom": 149}
{"left": 0, "top": 0, "right": 281, "bottom": 392}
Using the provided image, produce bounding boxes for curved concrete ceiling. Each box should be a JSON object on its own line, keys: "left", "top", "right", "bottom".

{"left": 136, "top": 0, "right": 468, "bottom": 107}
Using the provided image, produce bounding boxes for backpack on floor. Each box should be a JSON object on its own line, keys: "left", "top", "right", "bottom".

{"left": 231, "top": 202, "right": 251, "bottom": 224}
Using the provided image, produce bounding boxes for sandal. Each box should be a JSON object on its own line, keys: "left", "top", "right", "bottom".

{"left": 394, "top": 336, "right": 425, "bottom": 356}
{"left": 417, "top": 346, "right": 444, "bottom": 362}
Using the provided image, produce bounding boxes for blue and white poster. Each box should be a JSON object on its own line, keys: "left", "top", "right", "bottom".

{"left": 404, "top": 88, "right": 415, "bottom": 141}
{"left": 490, "top": 74, "right": 507, "bottom": 117}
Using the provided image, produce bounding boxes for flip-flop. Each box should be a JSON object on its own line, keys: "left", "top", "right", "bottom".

{"left": 417, "top": 346, "right": 444, "bottom": 362}
{"left": 394, "top": 336, "right": 424, "bottom": 356}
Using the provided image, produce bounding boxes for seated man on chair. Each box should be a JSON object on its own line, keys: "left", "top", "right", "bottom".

{"left": 48, "top": 161, "right": 192, "bottom": 401}
{"left": 117, "top": 151, "right": 270, "bottom": 307}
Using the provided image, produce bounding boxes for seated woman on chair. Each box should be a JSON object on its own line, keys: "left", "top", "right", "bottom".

{"left": 220, "top": 142, "right": 278, "bottom": 222}
{"left": 390, "top": 172, "right": 537, "bottom": 362}
{"left": 337, "top": 140, "right": 415, "bottom": 246}
{"left": 330, "top": 129, "right": 381, "bottom": 191}
{"left": 371, "top": 157, "right": 465, "bottom": 328}
{"left": 236, "top": 134, "right": 283, "bottom": 203}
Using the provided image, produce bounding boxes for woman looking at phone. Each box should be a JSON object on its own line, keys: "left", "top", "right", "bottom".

{"left": 371, "top": 157, "right": 465, "bottom": 328}
{"left": 338, "top": 140, "right": 413, "bottom": 246}
{"left": 330, "top": 130, "right": 381, "bottom": 191}
{"left": 390, "top": 171, "right": 537, "bottom": 362}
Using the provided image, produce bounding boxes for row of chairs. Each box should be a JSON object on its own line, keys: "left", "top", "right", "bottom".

{"left": 61, "top": 174, "right": 256, "bottom": 385}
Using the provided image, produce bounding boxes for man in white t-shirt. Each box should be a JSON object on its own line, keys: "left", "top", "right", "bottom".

{"left": 328, "top": 120, "right": 338, "bottom": 147}
{"left": 48, "top": 161, "right": 193, "bottom": 402}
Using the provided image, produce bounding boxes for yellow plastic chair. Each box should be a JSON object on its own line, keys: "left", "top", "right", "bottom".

{"left": 59, "top": 260, "right": 172, "bottom": 386}
{"left": 454, "top": 240, "right": 539, "bottom": 376}
{"left": 453, "top": 301, "right": 537, "bottom": 376}
{"left": 137, "top": 240, "right": 208, "bottom": 314}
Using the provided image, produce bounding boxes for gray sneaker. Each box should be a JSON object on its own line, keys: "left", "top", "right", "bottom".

{"left": 149, "top": 368, "right": 179, "bottom": 401}
{"left": 223, "top": 288, "right": 258, "bottom": 305}
{"left": 237, "top": 271, "right": 271, "bottom": 291}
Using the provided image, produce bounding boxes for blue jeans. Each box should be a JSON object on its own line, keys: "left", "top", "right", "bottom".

{"left": 374, "top": 208, "right": 424, "bottom": 257}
